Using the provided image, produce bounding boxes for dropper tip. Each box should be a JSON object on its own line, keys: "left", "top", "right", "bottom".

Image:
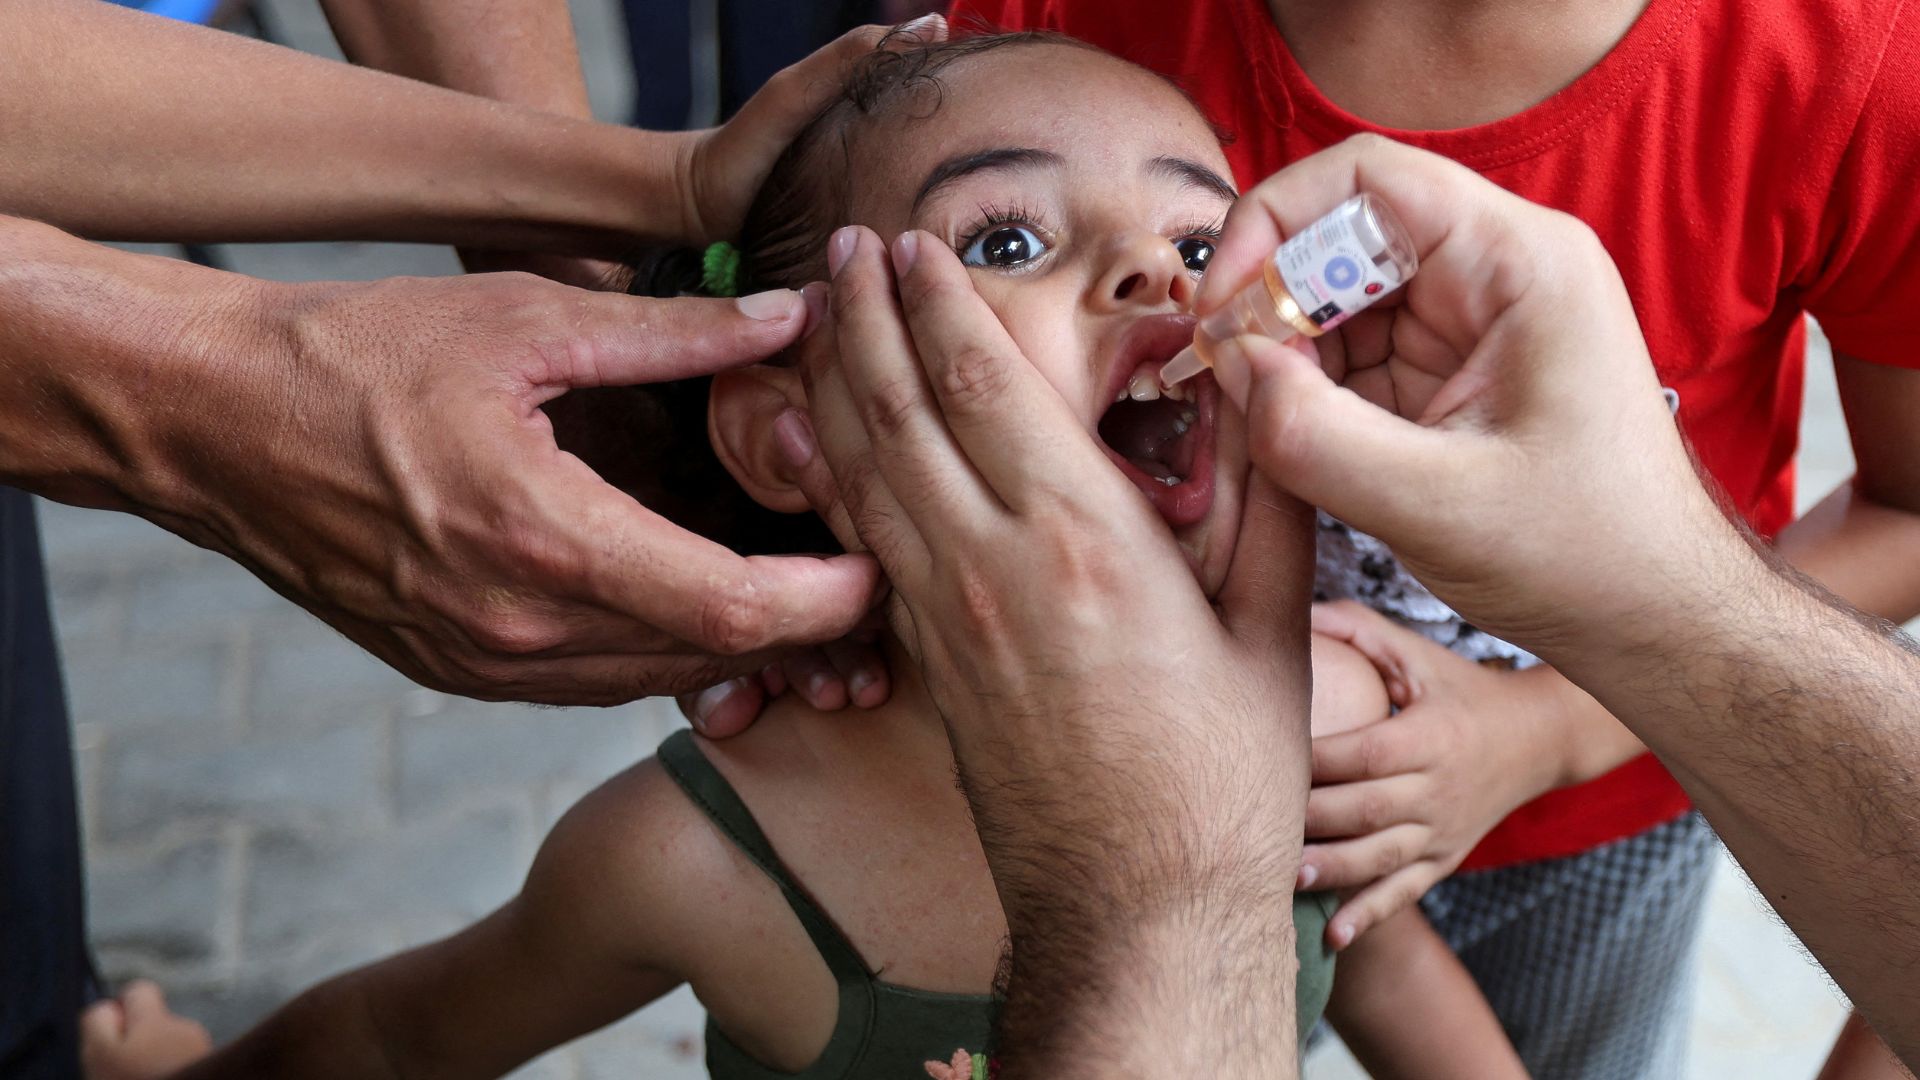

{"left": 1159, "top": 346, "right": 1207, "bottom": 388}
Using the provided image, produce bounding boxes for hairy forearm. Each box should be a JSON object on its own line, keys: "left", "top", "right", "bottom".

{"left": 1549, "top": 534, "right": 1920, "bottom": 1066}
{"left": 0, "top": 0, "right": 689, "bottom": 251}
{"left": 1536, "top": 470, "right": 1920, "bottom": 791}
{"left": 320, "top": 0, "right": 591, "bottom": 117}
{"left": 966, "top": 718, "right": 1309, "bottom": 1078}
{"left": 1516, "top": 471, "right": 1920, "bottom": 794}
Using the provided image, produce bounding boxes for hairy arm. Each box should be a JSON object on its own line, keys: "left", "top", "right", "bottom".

{"left": 174, "top": 762, "right": 700, "bottom": 1079}
{"left": 978, "top": 740, "right": 1309, "bottom": 1078}
{"left": 1443, "top": 353, "right": 1920, "bottom": 830}
{"left": 0, "top": 0, "right": 685, "bottom": 252}
{"left": 1546, "top": 529, "right": 1920, "bottom": 1067}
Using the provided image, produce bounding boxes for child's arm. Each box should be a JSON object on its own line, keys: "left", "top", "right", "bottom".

{"left": 172, "top": 759, "right": 713, "bottom": 1080}
{"left": 1325, "top": 905, "right": 1529, "bottom": 1080}
{"left": 1819, "top": 1012, "right": 1916, "bottom": 1080}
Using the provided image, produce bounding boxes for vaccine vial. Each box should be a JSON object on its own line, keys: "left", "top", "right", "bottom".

{"left": 1161, "top": 194, "right": 1418, "bottom": 386}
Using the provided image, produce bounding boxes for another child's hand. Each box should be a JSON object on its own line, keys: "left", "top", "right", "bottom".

{"left": 81, "top": 981, "right": 212, "bottom": 1080}
{"left": 1302, "top": 601, "right": 1574, "bottom": 948}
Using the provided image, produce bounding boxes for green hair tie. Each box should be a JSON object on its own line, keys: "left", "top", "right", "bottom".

{"left": 701, "top": 241, "right": 742, "bottom": 297}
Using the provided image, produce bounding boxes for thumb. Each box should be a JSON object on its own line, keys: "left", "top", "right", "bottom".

{"left": 1218, "top": 471, "right": 1315, "bottom": 653}
{"left": 119, "top": 980, "right": 168, "bottom": 1023}
{"left": 545, "top": 291, "right": 812, "bottom": 390}
{"left": 1311, "top": 601, "right": 1429, "bottom": 706}
{"left": 80, "top": 999, "right": 126, "bottom": 1044}
{"left": 1223, "top": 333, "right": 1455, "bottom": 537}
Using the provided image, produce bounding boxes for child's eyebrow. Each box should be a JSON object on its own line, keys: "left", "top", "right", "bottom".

{"left": 1148, "top": 156, "right": 1237, "bottom": 204}
{"left": 911, "top": 147, "right": 1064, "bottom": 216}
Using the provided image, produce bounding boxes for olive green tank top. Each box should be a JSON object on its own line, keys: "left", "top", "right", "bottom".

{"left": 658, "top": 730, "right": 1337, "bottom": 1080}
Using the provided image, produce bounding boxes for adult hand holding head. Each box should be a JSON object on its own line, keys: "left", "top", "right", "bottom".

{"left": 795, "top": 225, "right": 1316, "bottom": 1077}
{"left": 0, "top": 217, "right": 879, "bottom": 707}
{"left": 1200, "top": 135, "right": 1920, "bottom": 1068}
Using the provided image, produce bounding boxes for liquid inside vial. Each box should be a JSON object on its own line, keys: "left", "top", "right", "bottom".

{"left": 1162, "top": 194, "right": 1418, "bottom": 386}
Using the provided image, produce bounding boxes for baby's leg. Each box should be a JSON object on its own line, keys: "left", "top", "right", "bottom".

{"left": 1311, "top": 632, "right": 1392, "bottom": 739}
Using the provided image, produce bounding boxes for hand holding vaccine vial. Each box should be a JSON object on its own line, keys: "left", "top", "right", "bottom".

{"left": 1161, "top": 194, "right": 1419, "bottom": 387}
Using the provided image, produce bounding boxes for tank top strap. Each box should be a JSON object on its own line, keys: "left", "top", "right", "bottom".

{"left": 657, "top": 730, "right": 873, "bottom": 985}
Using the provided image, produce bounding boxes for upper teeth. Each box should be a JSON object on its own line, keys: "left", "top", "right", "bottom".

{"left": 1116, "top": 367, "right": 1193, "bottom": 404}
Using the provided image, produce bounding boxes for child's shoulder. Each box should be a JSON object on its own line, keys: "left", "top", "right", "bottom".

{"left": 522, "top": 735, "right": 790, "bottom": 981}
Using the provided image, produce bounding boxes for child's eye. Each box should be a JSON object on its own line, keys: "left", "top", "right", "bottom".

{"left": 1174, "top": 236, "right": 1215, "bottom": 274}
{"left": 962, "top": 225, "right": 1050, "bottom": 269}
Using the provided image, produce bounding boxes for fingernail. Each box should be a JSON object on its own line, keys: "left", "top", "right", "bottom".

{"left": 772, "top": 408, "right": 817, "bottom": 469}
{"left": 1334, "top": 922, "right": 1356, "bottom": 949}
{"left": 1297, "top": 863, "right": 1318, "bottom": 890}
{"left": 691, "top": 678, "right": 747, "bottom": 732}
{"left": 903, "top": 13, "right": 946, "bottom": 39}
{"left": 799, "top": 281, "right": 830, "bottom": 336}
{"left": 828, "top": 226, "right": 859, "bottom": 278}
{"left": 807, "top": 671, "right": 832, "bottom": 702}
{"left": 848, "top": 669, "right": 876, "bottom": 703}
{"left": 890, "top": 230, "right": 919, "bottom": 276}
{"left": 761, "top": 663, "right": 787, "bottom": 698}
{"left": 736, "top": 288, "right": 800, "bottom": 321}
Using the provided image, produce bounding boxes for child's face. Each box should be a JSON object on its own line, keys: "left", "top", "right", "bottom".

{"left": 721, "top": 44, "right": 1250, "bottom": 593}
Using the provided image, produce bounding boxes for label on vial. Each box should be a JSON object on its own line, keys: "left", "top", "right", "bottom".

{"left": 1273, "top": 208, "right": 1403, "bottom": 332}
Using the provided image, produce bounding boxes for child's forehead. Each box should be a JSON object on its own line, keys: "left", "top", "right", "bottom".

{"left": 845, "top": 44, "right": 1229, "bottom": 202}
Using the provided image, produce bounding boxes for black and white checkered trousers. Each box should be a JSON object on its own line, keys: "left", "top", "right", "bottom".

{"left": 1420, "top": 811, "right": 1720, "bottom": 1080}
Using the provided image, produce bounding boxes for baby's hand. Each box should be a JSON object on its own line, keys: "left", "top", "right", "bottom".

{"left": 80, "top": 981, "right": 211, "bottom": 1080}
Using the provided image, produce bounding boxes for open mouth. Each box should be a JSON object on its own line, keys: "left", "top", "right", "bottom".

{"left": 1095, "top": 316, "right": 1219, "bottom": 530}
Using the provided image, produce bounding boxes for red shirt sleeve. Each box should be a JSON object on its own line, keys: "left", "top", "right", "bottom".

{"left": 1798, "top": 2, "right": 1920, "bottom": 368}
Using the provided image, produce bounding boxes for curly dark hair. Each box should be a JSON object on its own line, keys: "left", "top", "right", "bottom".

{"left": 553, "top": 29, "right": 1125, "bottom": 556}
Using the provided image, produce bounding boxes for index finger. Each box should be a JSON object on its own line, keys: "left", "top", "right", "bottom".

{"left": 533, "top": 453, "right": 884, "bottom": 656}
{"left": 1194, "top": 135, "right": 1541, "bottom": 360}
{"left": 890, "top": 230, "right": 1138, "bottom": 513}
{"left": 531, "top": 289, "right": 812, "bottom": 393}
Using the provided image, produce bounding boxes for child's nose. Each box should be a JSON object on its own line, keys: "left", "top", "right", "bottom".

{"left": 1095, "top": 233, "right": 1194, "bottom": 312}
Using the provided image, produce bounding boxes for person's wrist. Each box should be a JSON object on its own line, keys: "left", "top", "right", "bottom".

{"left": 0, "top": 219, "right": 262, "bottom": 513}
{"left": 663, "top": 127, "right": 721, "bottom": 245}
{"left": 458, "top": 118, "right": 694, "bottom": 256}
{"left": 1538, "top": 502, "right": 1781, "bottom": 723}
{"left": 961, "top": 703, "right": 1307, "bottom": 900}
{"left": 125, "top": 271, "right": 304, "bottom": 521}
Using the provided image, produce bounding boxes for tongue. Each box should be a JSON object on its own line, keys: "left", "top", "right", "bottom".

{"left": 1099, "top": 397, "right": 1194, "bottom": 480}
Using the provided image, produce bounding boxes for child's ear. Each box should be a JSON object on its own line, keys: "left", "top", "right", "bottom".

{"left": 708, "top": 365, "right": 811, "bottom": 514}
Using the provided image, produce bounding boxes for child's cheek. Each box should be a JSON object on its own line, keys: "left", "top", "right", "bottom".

{"left": 987, "top": 293, "right": 1088, "bottom": 405}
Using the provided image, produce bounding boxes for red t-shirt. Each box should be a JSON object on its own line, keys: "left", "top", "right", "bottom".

{"left": 949, "top": 0, "right": 1920, "bottom": 869}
